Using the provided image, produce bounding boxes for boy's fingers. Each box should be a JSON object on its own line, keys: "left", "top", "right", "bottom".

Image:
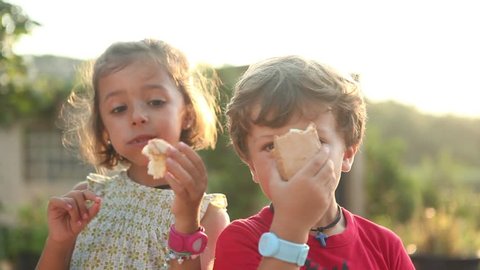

{"left": 302, "top": 145, "right": 330, "bottom": 177}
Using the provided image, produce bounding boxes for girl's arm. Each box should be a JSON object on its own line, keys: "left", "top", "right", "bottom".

{"left": 200, "top": 203, "right": 230, "bottom": 270}
{"left": 36, "top": 237, "right": 75, "bottom": 270}
{"left": 164, "top": 142, "right": 229, "bottom": 270}
{"left": 36, "top": 184, "right": 101, "bottom": 270}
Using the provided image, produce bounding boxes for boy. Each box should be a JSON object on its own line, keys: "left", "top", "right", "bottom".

{"left": 213, "top": 56, "right": 414, "bottom": 269}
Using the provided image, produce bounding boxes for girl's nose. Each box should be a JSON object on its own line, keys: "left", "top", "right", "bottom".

{"left": 131, "top": 104, "right": 148, "bottom": 126}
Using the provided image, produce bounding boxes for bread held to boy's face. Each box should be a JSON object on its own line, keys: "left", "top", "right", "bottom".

{"left": 272, "top": 123, "right": 322, "bottom": 181}
{"left": 244, "top": 104, "right": 358, "bottom": 200}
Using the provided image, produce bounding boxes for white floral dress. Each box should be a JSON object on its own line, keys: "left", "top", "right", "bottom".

{"left": 70, "top": 170, "right": 227, "bottom": 269}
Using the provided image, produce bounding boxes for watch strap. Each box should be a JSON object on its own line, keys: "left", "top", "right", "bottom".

{"left": 259, "top": 232, "right": 309, "bottom": 266}
{"left": 168, "top": 225, "right": 208, "bottom": 254}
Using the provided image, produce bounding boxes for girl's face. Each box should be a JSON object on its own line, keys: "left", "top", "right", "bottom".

{"left": 244, "top": 104, "right": 357, "bottom": 199}
{"left": 97, "top": 60, "right": 190, "bottom": 171}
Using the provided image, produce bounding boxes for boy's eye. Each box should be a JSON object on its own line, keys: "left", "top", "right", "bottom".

{"left": 148, "top": 99, "right": 165, "bottom": 107}
{"left": 263, "top": 143, "right": 275, "bottom": 152}
{"left": 111, "top": 105, "right": 127, "bottom": 114}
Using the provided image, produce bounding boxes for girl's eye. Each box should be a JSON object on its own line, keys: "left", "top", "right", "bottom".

{"left": 111, "top": 105, "right": 127, "bottom": 114}
{"left": 148, "top": 99, "right": 165, "bottom": 107}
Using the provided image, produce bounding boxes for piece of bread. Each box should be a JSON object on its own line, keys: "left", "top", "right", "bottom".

{"left": 272, "top": 123, "right": 322, "bottom": 180}
{"left": 142, "top": 139, "right": 171, "bottom": 179}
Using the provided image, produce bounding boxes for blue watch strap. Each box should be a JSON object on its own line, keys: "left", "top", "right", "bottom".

{"left": 258, "top": 232, "right": 309, "bottom": 266}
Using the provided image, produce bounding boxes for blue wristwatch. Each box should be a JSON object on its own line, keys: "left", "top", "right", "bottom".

{"left": 258, "top": 232, "right": 309, "bottom": 266}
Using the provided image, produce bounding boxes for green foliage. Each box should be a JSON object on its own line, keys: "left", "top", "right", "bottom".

{"left": 364, "top": 125, "right": 421, "bottom": 223}
{"left": 0, "top": 0, "right": 44, "bottom": 127}
{"left": 365, "top": 101, "right": 480, "bottom": 256}
{"left": 367, "top": 101, "right": 480, "bottom": 167}
{"left": 202, "top": 65, "right": 268, "bottom": 220}
{"left": 1, "top": 200, "right": 48, "bottom": 260}
{"left": 396, "top": 205, "right": 480, "bottom": 257}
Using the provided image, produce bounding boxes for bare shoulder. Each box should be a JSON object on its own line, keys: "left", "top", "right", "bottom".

{"left": 201, "top": 203, "right": 230, "bottom": 235}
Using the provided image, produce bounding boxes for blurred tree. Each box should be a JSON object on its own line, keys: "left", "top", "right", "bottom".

{"left": 0, "top": 0, "right": 40, "bottom": 126}
{"left": 202, "top": 65, "right": 268, "bottom": 220}
{"left": 364, "top": 125, "right": 421, "bottom": 224}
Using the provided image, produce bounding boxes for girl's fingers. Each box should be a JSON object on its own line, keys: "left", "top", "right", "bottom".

{"left": 166, "top": 155, "right": 197, "bottom": 191}
{"left": 167, "top": 146, "right": 196, "bottom": 179}
{"left": 164, "top": 172, "right": 185, "bottom": 196}
{"left": 48, "top": 196, "right": 74, "bottom": 212}
{"left": 177, "top": 142, "right": 206, "bottom": 177}
{"left": 65, "top": 190, "right": 89, "bottom": 220}
{"left": 63, "top": 190, "right": 101, "bottom": 222}
{"left": 87, "top": 197, "right": 102, "bottom": 220}
{"left": 59, "top": 197, "right": 81, "bottom": 224}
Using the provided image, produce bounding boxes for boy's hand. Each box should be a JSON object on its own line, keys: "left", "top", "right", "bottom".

{"left": 269, "top": 146, "right": 335, "bottom": 242}
{"left": 46, "top": 189, "right": 101, "bottom": 243}
{"left": 164, "top": 142, "right": 206, "bottom": 232}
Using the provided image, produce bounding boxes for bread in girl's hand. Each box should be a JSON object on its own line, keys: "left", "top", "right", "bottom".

{"left": 142, "top": 139, "right": 171, "bottom": 179}
{"left": 272, "top": 123, "right": 322, "bottom": 181}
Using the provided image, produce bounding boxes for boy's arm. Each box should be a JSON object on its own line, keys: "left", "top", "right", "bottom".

{"left": 257, "top": 219, "right": 310, "bottom": 270}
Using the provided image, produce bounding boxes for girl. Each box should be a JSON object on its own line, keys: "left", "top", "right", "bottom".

{"left": 36, "top": 39, "right": 229, "bottom": 270}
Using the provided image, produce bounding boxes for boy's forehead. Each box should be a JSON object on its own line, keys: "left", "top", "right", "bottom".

{"left": 249, "top": 101, "right": 331, "bottom": 122}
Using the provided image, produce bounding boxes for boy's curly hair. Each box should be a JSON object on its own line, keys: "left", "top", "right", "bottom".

{"left": 226, "top": 55, "right": 366, "bottom": 161}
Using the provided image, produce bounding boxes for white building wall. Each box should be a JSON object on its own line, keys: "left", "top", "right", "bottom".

{"left": 0, "top": 125, "right": 26, "bottom": 222}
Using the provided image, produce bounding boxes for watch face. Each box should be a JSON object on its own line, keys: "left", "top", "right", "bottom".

{"left": 189, "top": 234, "right": 208, "bottom": 253}
{"left": 258, "top": 232, "right": 279, "bottom": 256}
{"left": 192, "top": 237, "right": 205, "bottom": 253}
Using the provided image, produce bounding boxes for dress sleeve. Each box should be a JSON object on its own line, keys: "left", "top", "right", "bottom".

{"left": 86, "top": 173, "right": 109, "bottom": 197}
{"left": 200, "top": 193, "right": 228, "bottom": 218}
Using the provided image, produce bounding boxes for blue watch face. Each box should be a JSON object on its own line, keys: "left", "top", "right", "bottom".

{"left": 259, "top": 233, "right": 279, "bottom": 256}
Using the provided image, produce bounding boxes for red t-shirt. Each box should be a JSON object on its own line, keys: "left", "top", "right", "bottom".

{"left": 213, "top": 206, "right": 415, "bottom": 270}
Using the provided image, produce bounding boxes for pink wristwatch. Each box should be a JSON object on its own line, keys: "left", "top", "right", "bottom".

{"left": 168, "top": 225, "right": 208, "bottom": 254}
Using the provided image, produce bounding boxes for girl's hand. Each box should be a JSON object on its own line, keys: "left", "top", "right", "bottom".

{"left": 164, "top": 142, "right": 206, "bottom": 231}
{"left": 46, "top": 189, "right": 101, "bottom": 243}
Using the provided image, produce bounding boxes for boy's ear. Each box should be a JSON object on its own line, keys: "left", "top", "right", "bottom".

{"left": 245, "top": 160, "right": 260, "bottom": 184}
{"left": 341, "top": 144, "right": 359, "bottom": 172}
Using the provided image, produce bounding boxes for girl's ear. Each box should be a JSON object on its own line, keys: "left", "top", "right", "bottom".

{"left": 342, "top": 144, "right": 359, "bottom": 172}
{"left": 102, "top": 130, "right": 110, "bottom": 144}
{"left": 182, "top": 105, "right": 194, "bottom": 130}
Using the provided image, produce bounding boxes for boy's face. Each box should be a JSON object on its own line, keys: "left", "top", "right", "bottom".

{"left": 244, "top": 104, "right": 357, "bottom": 199}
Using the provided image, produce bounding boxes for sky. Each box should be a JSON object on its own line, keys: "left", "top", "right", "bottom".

{"left": 8, "top": 0, "right": 480, "bottom": 118}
